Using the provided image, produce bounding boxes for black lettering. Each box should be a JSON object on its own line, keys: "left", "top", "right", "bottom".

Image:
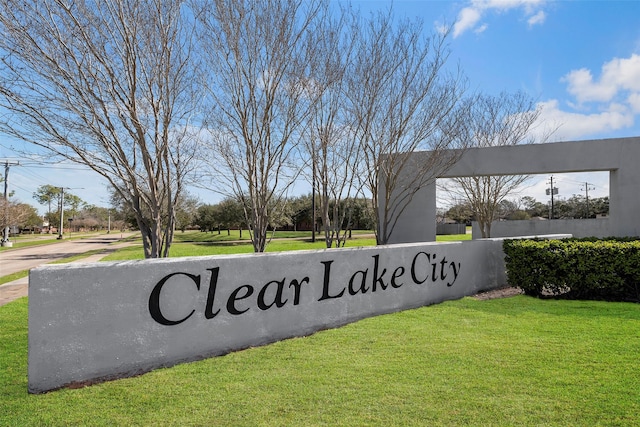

{"left": 371, "top": 254, "right": 388, "bottom": 291}
{"left": 391, "top": 266, "right": 405, "bottom": 288}
{"left": 318, "top": 260, "right": 345, "bottom": 301}
{"left": 227, "top": 285, "right": 254, "bottom": 315}
{"left": 440, "top": 257, "right": 448, "bottom": 281}
{"left": 448, "top": 262, "right": 461, "bottom": 287}
{"left": 289, "top": 277, "right": 309, "bottom": 305}
{"left": 431, "top": 253, "right": 438, "bottom": 282}
{"left": 348, "top": 269, "right": 369, "bottom": 295}
{"left": 257, "top": 279, "right": 287, "bottom": 311}
{"left": 204, "top": 268, "right": 221, "bottom": 319}
{"left": 411, "top": 252, "right": 430, "bottom": 284}
{"left": 149, "top": 272, "right": 199, "bottom": 326}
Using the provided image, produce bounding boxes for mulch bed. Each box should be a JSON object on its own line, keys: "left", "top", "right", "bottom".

{"left": 473, "top": 286, "right": 524, "bottom": 300}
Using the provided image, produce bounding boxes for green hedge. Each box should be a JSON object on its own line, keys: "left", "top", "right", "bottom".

{"left": 503, "top": 238, "right": 640, "bottom": 302}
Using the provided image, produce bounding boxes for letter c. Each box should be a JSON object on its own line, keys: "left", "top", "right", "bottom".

{"left": 149, "top": 272, "right": 200, "bottom": 325}
{"left": 411, "top": 251, "right": 430, "bottom": 284}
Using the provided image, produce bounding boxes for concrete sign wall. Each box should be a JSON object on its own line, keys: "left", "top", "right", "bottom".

{"left": 29, "top": 239, "right": 510, "bottom": 393}
{"left": 385, "top": 137, "right": 640, "bottom": 244}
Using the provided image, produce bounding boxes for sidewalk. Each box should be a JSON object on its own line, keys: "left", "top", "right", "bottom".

{"left": 0, "top": 240, "right": 134, "bottom": 307}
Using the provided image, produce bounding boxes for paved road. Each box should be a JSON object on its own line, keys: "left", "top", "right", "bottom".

{"left": 0, "top": 233, "right": 136, "bottom": 306}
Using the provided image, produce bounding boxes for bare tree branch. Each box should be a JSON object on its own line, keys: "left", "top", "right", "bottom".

{"left": 194, "top": 0, "right": 324, "bottom": 252}
{"left": 447, "top": 91, "right": 555, "bottom": 237}
{"left": 346, "top": 12, "right": 470, "bottom": 244}
{"left": 0, "top": 0, "right": 200, "bottom": 257}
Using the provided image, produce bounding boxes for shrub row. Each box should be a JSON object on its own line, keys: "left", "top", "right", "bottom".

{"left": 503, "top": 238, "right": 640, "bottom": 302}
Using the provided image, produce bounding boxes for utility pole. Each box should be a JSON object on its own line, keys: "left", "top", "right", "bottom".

{"left": 56, "top": 186, "right": 83, "bottom": 239}
{"left": 57, "top": 187, "right": 65, "bottom": 239}
{"left": 546, "top": 175, "right": 559, "bottom": 219}
{"left": 2, "top": 160, "right": 20, "bottom": 245}
{"left": 581, "top": 182, "right": 595, "bottom": 219}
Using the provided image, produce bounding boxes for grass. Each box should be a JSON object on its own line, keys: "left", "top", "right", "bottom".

{"left": 1, "top": 295, "right": 638, "bottom": 426}
{"left": 0, "top": 270, "right": 29, "bottom": 286}
{"left": 102, "top": 231, "right": 470, "bottom": 261}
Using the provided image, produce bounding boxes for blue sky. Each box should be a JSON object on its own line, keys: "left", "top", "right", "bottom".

{"left": 3, "top": 0, "right": 640, "bottom": 211}
{"left": 356, "top": 0, "right": 640, "bottom": 205}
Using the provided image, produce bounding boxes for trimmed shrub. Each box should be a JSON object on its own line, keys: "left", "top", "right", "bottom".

{"left": 503, "top": 238, "right": 640, "bottom": 302}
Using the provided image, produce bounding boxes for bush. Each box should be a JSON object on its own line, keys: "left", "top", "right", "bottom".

{"left": 503, "top": 238, "right": 640, "bottom": 302}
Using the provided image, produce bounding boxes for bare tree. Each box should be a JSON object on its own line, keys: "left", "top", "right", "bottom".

{"left": 194, "top": 0, "right": 323, "bottom": 252}
{"left": 447, "top": 91, "right": 551, "bottom": 238}
{"left": 0, "top": 0, "right": 200, "bottom": 257}
{"left": 302, "top": 6, "right": 365, "bottom": 248}
{"left": 346, "top": 12, "right": 470, "bottom": 245}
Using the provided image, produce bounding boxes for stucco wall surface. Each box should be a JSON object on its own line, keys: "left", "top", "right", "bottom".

{"left": 29, "top": 239, "right": 508, "bottom": 393}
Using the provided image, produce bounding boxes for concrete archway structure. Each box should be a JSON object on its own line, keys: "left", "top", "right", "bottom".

{"left": 386, "top": 136, "right": 640, "bottom": 243}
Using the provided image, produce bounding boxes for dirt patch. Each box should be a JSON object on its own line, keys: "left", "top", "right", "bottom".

{"left": 473, "top": 286, "right": 524, "bottom": 300}
{"left": 0, "top": 282, "right": 28, "bottom": 306}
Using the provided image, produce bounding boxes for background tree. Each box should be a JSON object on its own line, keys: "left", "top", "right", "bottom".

{"left": 345, "top": 198, "right": 376, "bottom": 231}
{"left": 215, "top": 197, "right": 246, "bottom": 236}
{"left": 64, "top": 193, "right": 86, "bottom": 224}
{"left": 0, "top": 0, "right": 200, "bottom": 257}
{"left": 552, "top": 195, "right": 609, "bottom": 219}
{"left": 0, "top": 199, "right": 41, "bottom": 234}
{"left": 175, "top": 193, "right": 200, "bottom": 233}
{"left": 195, "top": 0, "right": 324, "bottom": 252}
{"left": 33, "top": 184, "right": 60, "bottom": 233}
{"left": 347, "top": 12, "right": 470, "bottom": 245}
{"left": 195, "top": 204, "right": 219, "bottom": 233}
{"left": 74, "top": 205, "right": 111, "bottom": 231}
{"left": 521, "top": 196, "right": 548, "bottom": 218}
{"left": 445, "top": 200, "right": 474, "bottom": 225}
{"left": 590, "top": 196, "right": 609, "bottom": 218}
{"left": 447, "top": 91, "right": 550, "bottom": 238}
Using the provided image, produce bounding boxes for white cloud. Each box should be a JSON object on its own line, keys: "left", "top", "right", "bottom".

{"left": 527, "top": 10, "right": 546, "bottom": 26}
{"left": 453, "top": 0, "right": 548, "bottom": 38}
{"left": 628, "top": 92, "right": 640, "bottom": 113}
{"left": 529, "top": 53, "right": 640, "bottom": 140}
{"left": 535, "top": 99, "right": 635, "bottom": 141}
{"left": 453, "top": 7, "right": 482, "bottom": 38}
{"left": 562, "top": 68, "right": 618, "bottom": 103}
{"left": 474, "top": 23, "right": 489, "bottom": 34}
{"left": 562, "top": 54, "right": 640, "bottom": 104}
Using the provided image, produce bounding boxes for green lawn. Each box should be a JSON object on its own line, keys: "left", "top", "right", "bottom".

{"left": 6, "top": 229, "right": 637, "bottom": 425}
{"left": 103, "top": 235, "right": 381, "bottom": 260}
{"left": 1, "top": 296, "right": 638, "bottom": 426}
{"left": 102, "top": 231, "right": 469, "bottom": 261}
